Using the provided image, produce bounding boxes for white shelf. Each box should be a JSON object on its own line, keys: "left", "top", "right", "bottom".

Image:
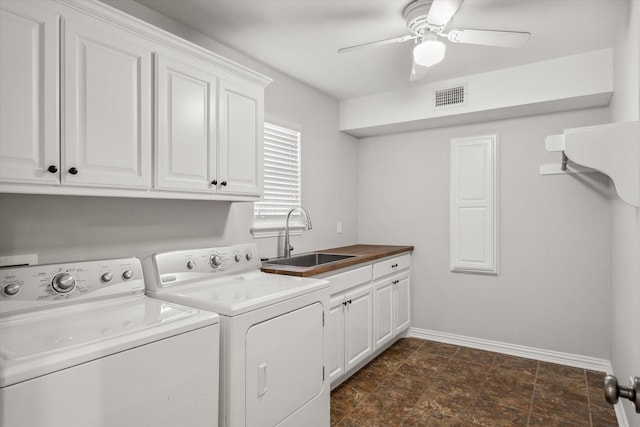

{"left": 541, "top": 121, "right": 640, "bottom": 208}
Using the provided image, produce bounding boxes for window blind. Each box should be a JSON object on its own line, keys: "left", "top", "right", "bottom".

{"left": 254, "top": 122, "right": 301, "bottom": 222}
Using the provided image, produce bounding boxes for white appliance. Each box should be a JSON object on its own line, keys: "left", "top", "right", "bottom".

{"left": 144, "top": 243, "right": 330, "bottom": 427}
{"left": 0, "top": 257, "right": 220, "bottom": 427}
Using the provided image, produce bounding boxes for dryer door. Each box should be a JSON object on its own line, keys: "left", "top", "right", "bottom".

{"left": 245, "top": 302, "right": 324, "bottom": 426}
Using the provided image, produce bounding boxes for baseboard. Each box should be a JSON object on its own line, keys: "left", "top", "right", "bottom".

{"left": 408, "top": 327, "right": 629, "bottom": 427}
{"left": 409, "top": 327, "right": 612, "bottom": 373}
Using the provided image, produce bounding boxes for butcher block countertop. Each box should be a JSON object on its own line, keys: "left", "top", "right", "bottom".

{"left": 261, "top": 244, "right": 414, "bottom": 277}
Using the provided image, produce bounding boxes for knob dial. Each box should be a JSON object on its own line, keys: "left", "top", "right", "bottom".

{"left": 3, "top": 283, "right": 20, "bottom": 296}
{"left": 210, "top": 254, "right": 223, "bottom": 269}
{"left": 186, "top": 260, "right": 196, "bottom": 270}
{"left": 221, "top": 181, "right": 227, "bottom": 186}
{"left": 122, "top": 269, "right": 134, "bottom": 280}
{"left": 68, "top": 167, "right": 78, "bottom": 175}
{"left": 234, "top": 254, "right": 241, "bottom": 262}
{"left": 52, "top": 273, "right": 76, "bottom": 293}
{"left": 245, "top": 252, "right": 253, "bottom": 261}
{"left": 211, "top": 179, "right": 218, "bottom": 185}
{"left": 47, "top": 165, "right": 58, "bottom": 173}
{"left": 101, "top": 272, "right": 113, "bottom": 283}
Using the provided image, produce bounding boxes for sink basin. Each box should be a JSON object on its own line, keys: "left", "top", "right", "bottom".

{"left": 264, "top": 253, "right": 355, "bottom": 268}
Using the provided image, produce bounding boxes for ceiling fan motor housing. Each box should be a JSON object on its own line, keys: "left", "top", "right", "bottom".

{"left": 403, "top": 0, "right": 436, "bottom": 35}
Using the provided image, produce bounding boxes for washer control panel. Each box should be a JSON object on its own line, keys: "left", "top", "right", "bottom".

{"left": 0, "top": 258, "right": 144, "bottom": 315}
{"left": 151, "top": 243, "right": 262, "bottom": 288}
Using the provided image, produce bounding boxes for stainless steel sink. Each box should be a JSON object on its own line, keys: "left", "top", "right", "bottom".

{"left": 264, "top": 253, "right": 355, "bottom": 268}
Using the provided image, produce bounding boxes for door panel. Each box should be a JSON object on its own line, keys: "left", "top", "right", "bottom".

{"left": 218, "top": 79, "right": 262, "bottom": 195}
{"left": 245, "top": 303, "right": 324, "bottom": 427}
{"left": 345, "top": 284, "right": 373, "bottom": 371}
{"left": 395, "top": 275, "right": 411, "bottom": 333}
{"left": 374, "top": 280, "right": 394, "bottom": 349}
{"left": 328, "top": 297, "right": 345, "bottom": 382}
{"left": 155, "top": 54, "right": 216, "bottom": 192}
{"left": 0, "top": 2, "right": 59, "bottom": 184}
{"left": 63, "top": 18, "right": 151, "bottom": 188}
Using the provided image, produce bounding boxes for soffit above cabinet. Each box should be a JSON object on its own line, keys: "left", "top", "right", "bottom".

{"left": 340, "top": 49, "right": 613, "bottom": 138}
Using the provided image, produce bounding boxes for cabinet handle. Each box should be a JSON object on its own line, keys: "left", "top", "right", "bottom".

{"left": 68, "top": 167, "right": 78, "bottom": 175}
{"left": 221, "top": 181, "right": 227, "bottom": 186}
{"left": 47, "top": 165, "right": 58, "bottom": 173}
{"left": 348, "top": 299, "right": 352, "bottom": 304}
{"left": 391, "top": 264, "right": 398, "bottom": 268}
{"left": 211, "top": 179, "right": 218, "bottom": 185}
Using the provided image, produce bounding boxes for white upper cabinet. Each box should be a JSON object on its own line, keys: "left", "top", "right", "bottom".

{"left": 0, "top": 0, "right": 271, "bottom": 200}
{"left": 0, "top": 1, "right": 59, "bottom": 184}
{"left": 155, "top": 53, "right": 216, "bottom": 192}
{"left": 218, "top": 78, "right": 263, "bottom": 196}
{"left": 62, "top": 17, "right": 152, "bottom": 189}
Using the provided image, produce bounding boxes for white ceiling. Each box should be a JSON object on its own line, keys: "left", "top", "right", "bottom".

{"left": 134, "top": 0, "right": 627, "bottom": 100}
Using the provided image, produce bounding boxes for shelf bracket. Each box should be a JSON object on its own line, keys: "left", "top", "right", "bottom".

{"left": 540, "top": 121, "right": 640, "bottom": 208}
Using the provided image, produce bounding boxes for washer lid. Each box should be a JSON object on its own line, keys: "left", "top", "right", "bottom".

{"left": 153, "top": 271, "right": 329, "bottom": 316}
{"left": 0, "top": 296, "right": 219, "bottom": 387}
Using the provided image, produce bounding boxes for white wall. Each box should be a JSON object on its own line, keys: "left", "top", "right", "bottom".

{"left": 0, "top": 0, "right": 359, "bottom": 264}
{"left": 358, "top": 107, "right": 612, "bottom": 358}
{"left": 609, "top": 0, "right": 640, "bottom": 424}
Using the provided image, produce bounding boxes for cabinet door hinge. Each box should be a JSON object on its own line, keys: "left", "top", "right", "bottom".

{"left": 323, "top": 366, "right": 325, "bottom": 381}
{"left": 322, "top": 311, "right": 325, "bottom": 326}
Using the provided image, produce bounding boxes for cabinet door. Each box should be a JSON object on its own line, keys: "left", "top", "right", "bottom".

{"left": 0, "top": 2, "right": 59, "bottom": 184}
{"left": 344, "top": 284, "right": 373, "bottom": 372}
{"left": 155, "top": 54, "right": 216, "bottom": 192}
{"left": 373, "top": 279, "right": 394, "bottom": 350}
{"left": 62, "top": 18, "right": 151, "bottom": 189}
{"left": 218, "top": 78, "right": 263, "bottom": 196}
{"left": 328, "top": 296, "right": 345, "bottom": 383}
{"left": 395, "top": 275, "right": 411, "bottom": 334}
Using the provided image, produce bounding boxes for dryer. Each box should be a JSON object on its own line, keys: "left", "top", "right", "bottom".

{"left": 0, "top": 257, "right": 220, "bottom": 427}
{"left": 144, "top": 243, "right": 330, "bottom": 427}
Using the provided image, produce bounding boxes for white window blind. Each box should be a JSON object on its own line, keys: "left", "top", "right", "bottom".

{"left": 254, "top": 122, "right": 301, "bottom": 224}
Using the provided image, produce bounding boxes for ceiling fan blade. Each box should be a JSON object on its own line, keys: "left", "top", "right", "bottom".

{"left": 337, "top": 34, "right": 417, "bottom": 54}
{"left": 427, "top": 0, "right": 464, "bottom": 27}
{"left": 447, "top": 29, "right": 531, "bottom": 48}
{"left": 409, "top": 61, "right": 429, "bottom": 82}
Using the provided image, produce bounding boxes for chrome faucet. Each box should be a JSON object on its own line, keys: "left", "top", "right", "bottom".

{"left": 284, "top": 207, "right": 312, "bottom": 258}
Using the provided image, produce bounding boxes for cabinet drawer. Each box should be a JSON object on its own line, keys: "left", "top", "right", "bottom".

{"left": 326, "top": 265, "right": 372, "bottom": 296}
{"left": 373, "top": 253, "right": 411, "bottom": 280}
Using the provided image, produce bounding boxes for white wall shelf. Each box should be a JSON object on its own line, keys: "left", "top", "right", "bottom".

{"left": 540, "top": 121, "right": 640, "bottom": 208}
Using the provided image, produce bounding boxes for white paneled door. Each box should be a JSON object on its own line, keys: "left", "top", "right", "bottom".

{"left": 155, "top": 53, "right": 216, "bottom": 192}
{"left": 63, "top": 17, "right": 151, "bottom": 189}
{"left": 0, "top": 1, "right": 59, "bottom": 184}
{"left": 218, "top": 78, "right": 263, "bottom": 196}
{"left": 450, "top": 134, "right": 499, "bottom": 274}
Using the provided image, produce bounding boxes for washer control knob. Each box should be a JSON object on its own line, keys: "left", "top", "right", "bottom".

{"left": 3, "top": 283, "right": 20, "bottom": 296}
{"left": 234, "top": 254, "right": 241, "bottom": 262}
{"left": 122, "top": 269, "right": 134, "bottom": 280}
{"left": 101, "top": 272, "right": 113, "bottom": 283}
{"left": 210, "top": 254, "right": 223, "bottom": 269}
{"left": 52, "top": 273, "right": 76, "bottom": 293}
{"left": 245, "top": 252, "right": 253, "bottom": 261}
{"left": 186, "top": 260, "right": 196, "bottom": 270}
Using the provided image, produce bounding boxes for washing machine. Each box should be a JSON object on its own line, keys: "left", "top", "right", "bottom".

{"left": 144, "top": 243, "right": 330, "bottom": 427}
{"left": 0, "top": 257, "right": 220, "bottom": 427}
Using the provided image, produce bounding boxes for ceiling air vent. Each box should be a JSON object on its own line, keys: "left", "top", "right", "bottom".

{"left": 433, "top": 84, "right": 467, "bottom": 110}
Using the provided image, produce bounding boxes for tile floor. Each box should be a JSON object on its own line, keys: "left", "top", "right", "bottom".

{"left": 330, "top": 338, "right": 619, "bottom": 426}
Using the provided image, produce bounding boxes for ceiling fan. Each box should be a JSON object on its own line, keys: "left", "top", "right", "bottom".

{"left": 337, "top": 0, "right": 531, "bottom": 81}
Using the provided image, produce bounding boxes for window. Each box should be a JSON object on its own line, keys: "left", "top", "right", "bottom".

{"left": 252, "top": 122, "right": 302, "bottom": 236}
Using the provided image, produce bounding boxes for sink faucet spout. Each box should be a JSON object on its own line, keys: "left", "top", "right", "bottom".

{"left": 284, "top": 207, "right": 312, "bottom": 258}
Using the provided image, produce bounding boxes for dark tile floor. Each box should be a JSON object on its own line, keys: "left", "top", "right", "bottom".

{"left": 330, "top": 338, "right": 619, "bottom": 426}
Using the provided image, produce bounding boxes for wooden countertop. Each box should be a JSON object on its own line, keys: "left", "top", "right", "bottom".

{"left": 261, "top": 244, "right": 414, "bottom": 277}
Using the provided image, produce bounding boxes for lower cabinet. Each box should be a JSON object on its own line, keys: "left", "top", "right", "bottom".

{"left": 327, "top": 268, "right": 373, "bottom": 384}
{"left": 373, "top": 272, "right": 410, "bottom": 350}
{"left": 325, "top": 253, "right": 412, "bottom": 387}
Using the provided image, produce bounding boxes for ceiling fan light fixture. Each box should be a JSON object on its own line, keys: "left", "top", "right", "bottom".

{"left": 413, "top": 35, "right": 445, "bottom": 67}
